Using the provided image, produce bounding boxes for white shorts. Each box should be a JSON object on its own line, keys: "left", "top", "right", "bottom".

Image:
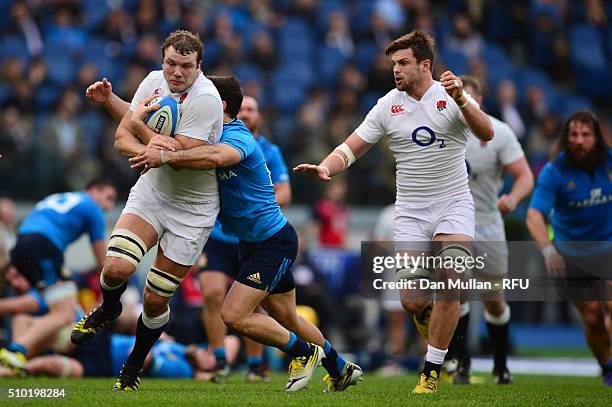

{"left": 122, "top": 177, "right": 219, "bottom": 266}
{"left": 473, "top": 218, "right": 508, "bottom": 278}
{"left": 393, "top": 191, "right": 475, "bottom": 252}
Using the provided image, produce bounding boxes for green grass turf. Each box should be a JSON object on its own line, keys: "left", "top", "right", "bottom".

{"left": 0, "top": 372, "right": 610, "bottom": 407}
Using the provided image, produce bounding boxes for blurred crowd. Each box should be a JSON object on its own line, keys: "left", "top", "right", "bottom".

{"left": 1, "top": 0, "right": 611, "bottom": 204}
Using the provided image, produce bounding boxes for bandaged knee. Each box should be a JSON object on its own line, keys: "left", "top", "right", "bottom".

{"left": 145, "top": 267, "right": 184, "bottom": 298}
{"left": 436, "top": 244, "right": 473, "bottom": 274}
{"left": 396, "top": 266, "right": 432, "bottom": 282}
{"left": 142, "top": 307, "right": 170, "bottom": 329}
{"left": 107, "top": 228, "right": 148, "bottom": 267}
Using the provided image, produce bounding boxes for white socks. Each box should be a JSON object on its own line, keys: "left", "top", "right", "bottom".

{"left": 425, "top": 344, "right": 447, "bottom": 365}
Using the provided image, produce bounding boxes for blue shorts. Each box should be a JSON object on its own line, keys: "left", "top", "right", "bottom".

{"left": 10, "top": 234, "right": 66, "bottom": 292}
{"left": 237, "top": 222, "right": 297, "bottom": 294}
{"left": 200, "top": 237, "right": 240, "bottom": 278}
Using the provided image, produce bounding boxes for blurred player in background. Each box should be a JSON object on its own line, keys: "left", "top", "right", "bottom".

{"left": 198, "top": 94, "right": 292, "bottom": 383}
{"left": 0, "top": 178, "right": 116, "bottom": 376}
{"left": 131, "top": 75, "right": 362, "bottom": 393}
{"left": 294, "top": 30, "right": 493, "bottom": 394}
{"left": 447, "top": 76, "right": 533, "bottom": 385}
{"left": 70, "top": 30, "right": 223, "bottom": 392}
{"left": 526, "top": 109, "right": 612, "bottom": 386}
{"left": 372, "top": 204, "right": 405, "bottom": 375}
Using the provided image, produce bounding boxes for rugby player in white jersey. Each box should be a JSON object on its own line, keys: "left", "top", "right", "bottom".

{"left": 294, "top": 30, "right": 493, "bottom": 394}
{"left": 447, "top": 76, "right": 533, "bottom": 385}
{"left": 70, "top": 30, "right": 223, "bottom": 391}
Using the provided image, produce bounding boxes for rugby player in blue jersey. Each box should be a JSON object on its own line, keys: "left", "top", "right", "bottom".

{"left": 0, "top": 179, "right": 116, "bottom": 375}
{"left": 526, "top": 109, "right": 612, "bottom": 386}
{"left": 130, "top": 76, "right": 362, "bottom": 392}
{"left": 198, "top": 95, "right": 292, "bottom": 383}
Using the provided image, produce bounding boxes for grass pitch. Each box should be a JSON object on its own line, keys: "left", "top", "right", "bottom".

{"left": 0, "top": 372, "right": 610, "bottom": 406}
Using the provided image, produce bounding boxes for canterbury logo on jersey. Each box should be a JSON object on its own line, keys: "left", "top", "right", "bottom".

{"left": 390, "top": 104, "right": 404, "bottom": 114}
{"left": 217, "top": 170, "right": 238, "bottom": 181}
{"left": 247, "top": 273, "right": 261, "bottom": 284}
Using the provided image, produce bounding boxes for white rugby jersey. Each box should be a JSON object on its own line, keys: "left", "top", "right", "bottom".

{"left": 355, "top": 82, "right": 478, "bottom": 202}
{"left": 466, "top": 115, "right": 524, "bottom": 225}
{"left": 130, "top": 70, "right": 223, "bottom": 202}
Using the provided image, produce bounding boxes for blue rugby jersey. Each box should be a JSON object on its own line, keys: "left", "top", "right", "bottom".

{"left": 215, "top": 119, "right": 287, "bottom": 243}
{"left": 19, "top": 192, "right": 105, "bottom": 251}
{"left": 530, "top": 148, "right": 612, "bottom": 242}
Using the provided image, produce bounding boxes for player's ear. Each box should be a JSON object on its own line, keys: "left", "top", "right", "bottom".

{"left": 221, "top": 100, "right": 227, "bottom": 113}
{"left": 421, "top": 59, "right": 431, "bottom": 73}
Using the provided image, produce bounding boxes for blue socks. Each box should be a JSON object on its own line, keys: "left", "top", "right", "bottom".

{"left": 281, "top": 332, "right": 312, "bottom": 358}
{"left": 8, "top": 343, "right": 28, "bottom": 357}
{"left": 321, "top": 339, "right": 347, "bottom": 378}
{"left": 213, "top": 347, "right": 227, "bottom": 368}
{"left": 247, "top": 355, "right": 263, "bottom": 371}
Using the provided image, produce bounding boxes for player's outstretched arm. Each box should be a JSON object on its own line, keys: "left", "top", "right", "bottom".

{"left": 85, "top": 78, "right": 130, "bottom": 122}
{"left": 440, "top": 71, "right": 493, "bottom": 141}
{"left": 293, "top": 132, "right": 373, "bottom": 181}
{"left": 129, "top": 141, "right": 241, "bottom": 173}
{"left": 498, "top": 157, "right": 534, "bottom": 214}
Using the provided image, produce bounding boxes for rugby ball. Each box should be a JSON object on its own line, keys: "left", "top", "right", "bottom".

{"left": 145, "top": 95, "right": 179, "bottom": 137}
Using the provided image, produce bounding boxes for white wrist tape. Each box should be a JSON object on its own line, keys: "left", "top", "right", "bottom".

{"left": 335, "top": 143, "right": 356, "bottom": 167}
{"left": 542, "top": 245, "right": 558, "bottom": 258}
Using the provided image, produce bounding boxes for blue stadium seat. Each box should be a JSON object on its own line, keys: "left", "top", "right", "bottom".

{"left": 0, "top": 35, "right": 30, "bottom": 64}
{"left": 355, "top": 42, "right": 380, "bottom": 74}
{"left": 481, "top": 43, "right": 514, "bottom": 86}
{"left": 274, "top": 62, "right": 314, "bottom": 89}
{"left": 439, "top": 47, "right": 469, "bottom": 75}
{"left": 513, "top": 68, "right": 552, "bottom": 104}
{"left": 570, "top": 25, "right": 607, "bottom": 73}
{"left": 82, "top": 0, "right": 110, "bottom": 29}
{"left": 45, "top": 26, "right": 87, "bottom": 57}
{"left": 279, "top": 35, "right": 314, "bottom": 62}
{"left": 353, "top": 0, "right": 376, "bottom": 37}
{"left": 79, "top": 111, "right": 105, "bottom": 155}
{"left": 317, "top": 45, "right": 347, "bottom": 85}
{"left": 0, "top": 84, "right": 12, "bottom": 106}
{"left": 233, "top": 64, "right": 263, "bottom": 83}
{"left": 556, "top": 94, "right": 593, "bottom": 118}
{"left": 272, "top": 83, "right": 307, "bottom": 114}
{"left": 34, "top": 84, "right": 61, "bottom": 112}
{"left": 278, "top": 18, "right": 314, "bottom": 62}
{"left": 43, "top": 44, "right": 78, "bottom": 86}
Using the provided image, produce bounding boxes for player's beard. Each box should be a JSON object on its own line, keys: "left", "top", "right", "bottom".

{"left": 399, "top": 71, "right": 423, "bottom": 93}
{"left": 567, "top": 145, "right": 600, "bottom": 172}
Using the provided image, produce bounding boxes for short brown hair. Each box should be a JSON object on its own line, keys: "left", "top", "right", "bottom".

{"left": 161, "top": 30, "right": 203, "bottom": 63}
{"left": 385, "top": 30, "right": 435, "bottom": 70}
{"left": 459, "top": 75, "right": 483, "bottom": 97}
{"left": 207, "top": 75, "right": 243, "bottom": 118}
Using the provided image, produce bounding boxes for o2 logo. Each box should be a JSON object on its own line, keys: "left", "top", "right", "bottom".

{"left": 411, "top": 126, "right": 445, "bottom": 148}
